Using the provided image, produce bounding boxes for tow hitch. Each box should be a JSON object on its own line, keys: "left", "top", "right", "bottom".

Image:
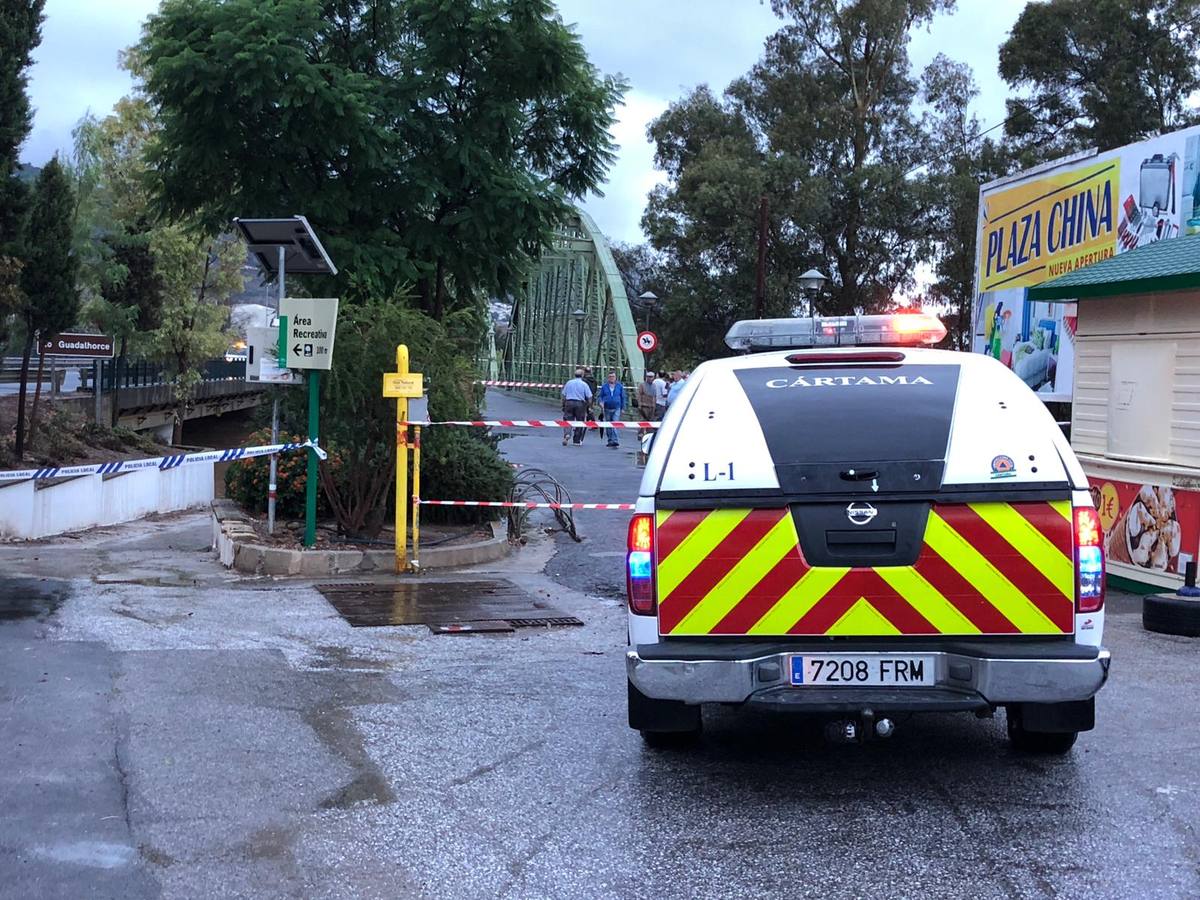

{"left": 824, "top": 710, "right": 896, "bottom": 744}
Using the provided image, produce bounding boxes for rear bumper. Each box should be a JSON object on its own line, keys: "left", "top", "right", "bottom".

{"left": 626, "top": 640, "right": 1111, "bottom": 711}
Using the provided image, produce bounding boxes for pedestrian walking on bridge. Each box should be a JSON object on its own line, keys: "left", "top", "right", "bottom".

{"left": 561, "top": 368, "right": 592, "bottom": 446}
{"left": 599, "top": 371, "right": 625, "bottom": 448}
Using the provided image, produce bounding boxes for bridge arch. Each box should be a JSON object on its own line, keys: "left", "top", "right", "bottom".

{"left": 487, "top": 207, "right": 643, "bottom": 389}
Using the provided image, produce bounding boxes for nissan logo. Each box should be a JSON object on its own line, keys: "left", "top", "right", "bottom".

{"left": 846, "top": 502, "right": 878, "bottom": 526}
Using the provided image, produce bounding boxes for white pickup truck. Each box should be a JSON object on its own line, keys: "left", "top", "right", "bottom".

{"left": 625, "top": 313, "right": 1110, "bottom": 753}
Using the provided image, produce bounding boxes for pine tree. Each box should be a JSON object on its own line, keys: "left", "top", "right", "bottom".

{"left": 15, "top": 157, "right": 79, "bottom": 455}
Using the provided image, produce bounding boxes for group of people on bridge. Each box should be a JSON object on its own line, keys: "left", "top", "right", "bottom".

{"left": 559, "top": 366, "right": 689, "bottom": 448}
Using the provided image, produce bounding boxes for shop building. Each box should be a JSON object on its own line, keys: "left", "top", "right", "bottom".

{"left": 1029, "top": 232, "right": 1200, "bottom": 591}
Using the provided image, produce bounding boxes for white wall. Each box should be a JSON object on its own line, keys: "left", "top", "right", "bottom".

{"left": 0, "top": 464, "right": 214, "bottom": 540}
{"left": 1073, "top": 289, "right": 1200, "bottom": 468}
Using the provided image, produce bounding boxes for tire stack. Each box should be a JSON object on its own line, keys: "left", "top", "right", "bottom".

{"left": 1143, "top": 592, "right": 1200, "bottom": 637}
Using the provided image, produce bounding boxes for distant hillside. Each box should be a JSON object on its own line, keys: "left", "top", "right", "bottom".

{"left": 16, "top": 163, "right": 40, "bottom": 183}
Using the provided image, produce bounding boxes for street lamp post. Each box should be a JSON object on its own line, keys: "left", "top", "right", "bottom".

{"left": 638, "top": 290, "right": 658, "bottom": 332}
{"left": 572, "top": 308, "right": 585, "bottom": 365}
{"left": 799, "top": 269, "right": 828, "bottom": 317}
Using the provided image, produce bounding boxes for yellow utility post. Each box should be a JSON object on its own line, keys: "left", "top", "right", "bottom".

{"left": 382, "top": 345, "right": 424, "bottom": 573}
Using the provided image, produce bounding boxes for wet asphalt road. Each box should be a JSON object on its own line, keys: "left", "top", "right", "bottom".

{"left": 0, "top": 389, "right": 1198, "bottom": 899}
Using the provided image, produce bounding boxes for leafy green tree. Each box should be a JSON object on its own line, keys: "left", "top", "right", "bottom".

{"left": 641, "top": 87, "right": 792, "bottom": 363}
{"left": 146, "top": 228, "right": 241, "bottom": 444}
{"left": 0, "top": 1, "right": 46, "bottom": 352}
{"left": 133, "top": 0, "right": 626, "bottom": 318}
{"left": 999, "top": 0, "right": 1200, "bottom": 156}
{"left": 70, "top": 102, "right": 166, "bottom": 421}
{"left": 920, "top": 55, "right": 1011, "bottom": 349}
{"left": 309, "top": 296, "right": 509, "bottom": 536}
{"left": 644, "top": 1, "right": 955, "bottom": 361}
{"left": 609, "top": 240, "right": 668, "bottom": 332}
{"left": 0, "top": 0, "right": 44, "bottom": 244}
{"left": 15, "top": 159, "right": 79, "bottom": 455}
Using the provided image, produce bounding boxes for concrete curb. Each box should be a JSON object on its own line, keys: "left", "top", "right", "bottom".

{"left": 210, "top": 499, "right": 511, "bottom": 576}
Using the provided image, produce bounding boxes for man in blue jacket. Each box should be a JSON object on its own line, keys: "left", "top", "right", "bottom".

{"left": 598, "top": 371, "right": 625, "bottom": 448}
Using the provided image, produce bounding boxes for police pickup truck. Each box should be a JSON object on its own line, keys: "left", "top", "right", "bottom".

{"left": 626, "top": 313, "right": 1109, "bottom": 753}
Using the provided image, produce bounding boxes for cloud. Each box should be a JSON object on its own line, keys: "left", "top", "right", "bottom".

{"left": 907, "top": 3, "right": 1023, "bottom": 130}
{"left": 22, "top": 0, "right": 159, "bottom": 163}
{"left": 558, "top": 0, "right": 782, "bottom": 243}
{"left": 20, "top": 0, "right": 1022, "bottom": 250}
{"left": 577, "top": 90, "right": 669, "bottom": 248}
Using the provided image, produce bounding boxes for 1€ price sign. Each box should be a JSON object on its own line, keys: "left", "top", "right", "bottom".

{"left": 278, "top": 297, "right": 339, "bottom": 370}
{"left": 637, "top": 330, "right": 658, "bottom": 353}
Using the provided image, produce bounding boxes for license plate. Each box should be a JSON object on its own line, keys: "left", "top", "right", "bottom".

{"left": 789, "top": 654, "right": 935, "bottom": 687}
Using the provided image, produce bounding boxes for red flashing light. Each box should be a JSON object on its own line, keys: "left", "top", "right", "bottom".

{"left": 1075, "top": 506, "right": 1105, "bottom": 614}
{"left": 627, "top": 514, "right": 656, "bottom": 616}
{"left": 629, "top": 514, "right": 653, "bottom": 553}
{"left": 892, "top": 313, "right": 947, "bottom": 340}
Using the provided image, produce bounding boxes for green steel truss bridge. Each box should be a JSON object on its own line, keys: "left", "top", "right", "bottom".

{"left": 480, "top": 208, "right": 643, "bottom": 390}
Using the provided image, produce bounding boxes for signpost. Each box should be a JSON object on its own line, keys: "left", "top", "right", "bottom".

{"left": 39, "top": 333, "right": 115, "bottom": 424}
{"left": 383, "top": 346, "right": 424, "bottom": 572}
{"left": 234, "top": 216, "right": 338, "bottom": 546}
{"left": 278, "top": 298, "right": 339, "bottom": 370}
{"left": 637, "top": 331, "right": 658, "bottom": 354}
{"left": 39, "top": 333, "right": 115, "bottom": 359}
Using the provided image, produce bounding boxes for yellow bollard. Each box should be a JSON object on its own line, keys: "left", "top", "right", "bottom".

{"left": 382, "top": 344, "right": 423, "bottom": 574}
{"left": 411, "top": 425, "right": 421, "bottom": 572}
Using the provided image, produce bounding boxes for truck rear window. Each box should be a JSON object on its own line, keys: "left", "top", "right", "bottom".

{"left": 733, "top": 364, "right": 960, "bottom": 494}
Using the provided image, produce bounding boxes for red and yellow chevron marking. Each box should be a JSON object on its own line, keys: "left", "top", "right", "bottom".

{"left": 654, "top": 501, "right": 1074, "bottom": 637}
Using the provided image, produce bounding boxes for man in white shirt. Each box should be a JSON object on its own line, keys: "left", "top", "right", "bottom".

{"left": 652, "top": 373, "right": 668, "bottom": 420}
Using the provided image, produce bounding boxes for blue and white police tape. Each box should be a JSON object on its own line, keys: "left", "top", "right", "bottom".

{"left": 0, "top": 440, "right": 327, "bottom": 484}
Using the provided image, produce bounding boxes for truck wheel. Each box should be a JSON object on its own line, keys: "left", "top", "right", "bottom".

{"left": 628, "top": 679, "right": 701, "bottom": 746}
{"left": 1143, "top": 593, "right": 1200, "bottom": 637}
{"left": 1005, "top": 706, "right": 1078, "bottom": 754}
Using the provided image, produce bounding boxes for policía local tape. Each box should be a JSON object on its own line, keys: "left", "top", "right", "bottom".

{"left": 0, "top": 440, "right": 327, "bottom": 483}
{"left": 403, "top": 419, "right": 660, "bottom": 429}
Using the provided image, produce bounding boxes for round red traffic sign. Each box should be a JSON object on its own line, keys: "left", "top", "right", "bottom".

{"left": 637, "top": 331, "right": 658, "bottom": 353}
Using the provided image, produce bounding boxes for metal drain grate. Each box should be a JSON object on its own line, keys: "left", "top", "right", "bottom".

{"left": 507, "top": 616, "right": 584, "bottom": 628}
{"left": 315, "top": 579, "right": 579, "bottom": 628}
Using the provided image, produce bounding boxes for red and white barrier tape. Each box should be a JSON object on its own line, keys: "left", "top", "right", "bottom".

{"left": 417, "top": 499, "right": 635, "bottom": 510}
{"left": 403, "top": 419, "right": 660, "bottom": 429}
{"left": 476, "top": 379, "right": 634, "bottom": 390}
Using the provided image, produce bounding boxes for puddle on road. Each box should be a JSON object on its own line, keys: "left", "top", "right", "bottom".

{"left": 0, "top": 577, "right": 71, "bottom": 622}
{"left": 316, "top": 580, "right": 582, "bottom": 628}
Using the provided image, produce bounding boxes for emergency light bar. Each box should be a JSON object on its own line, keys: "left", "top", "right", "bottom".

{"left": 724, "top": 313, "right": 947, "bottom": 352}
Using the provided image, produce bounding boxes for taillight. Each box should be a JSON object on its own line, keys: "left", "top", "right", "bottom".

{"left": 627, "top": 513, "right": 655, "bottom": 616}
{"left": 1075, "top": 506, "right": 1105, "bottom": 613}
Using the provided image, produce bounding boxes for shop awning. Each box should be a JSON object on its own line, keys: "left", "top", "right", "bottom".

{"left": 1027, "top": 232, "right": 1200, "bottom": 301}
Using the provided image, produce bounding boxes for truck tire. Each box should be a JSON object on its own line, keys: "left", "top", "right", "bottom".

{"left": 1005, "top": 706, "right": 1078, "bottom": 755}
{"left": 1143, "top": 594, "right": 1200, "bottom": 637}
{"left": 628, "top": 679, "right": 701, "bottom": 746}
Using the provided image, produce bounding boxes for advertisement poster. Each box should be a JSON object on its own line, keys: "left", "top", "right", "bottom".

{"left": 1090, "top": 479, "right": 1200, "bottom": 577}
{"left": 974, "top": 125, "right": 1200, "bottom": 401}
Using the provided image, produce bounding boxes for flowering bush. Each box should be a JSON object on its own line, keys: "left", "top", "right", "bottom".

{"left": 224, "top": 427, "right": 336, "bottom": 520}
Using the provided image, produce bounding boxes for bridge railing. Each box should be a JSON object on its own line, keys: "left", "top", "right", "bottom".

{"left": 0, "top": 357, "right": 246, "bottom": 389}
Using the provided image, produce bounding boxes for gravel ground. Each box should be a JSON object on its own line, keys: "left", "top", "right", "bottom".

{"left": 0, "top": 389, "right": 1197, "bottom": 899}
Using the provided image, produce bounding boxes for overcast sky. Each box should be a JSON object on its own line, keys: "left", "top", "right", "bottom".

{"left": 22, "top": 0, "right": 1023, "bottom": 245}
